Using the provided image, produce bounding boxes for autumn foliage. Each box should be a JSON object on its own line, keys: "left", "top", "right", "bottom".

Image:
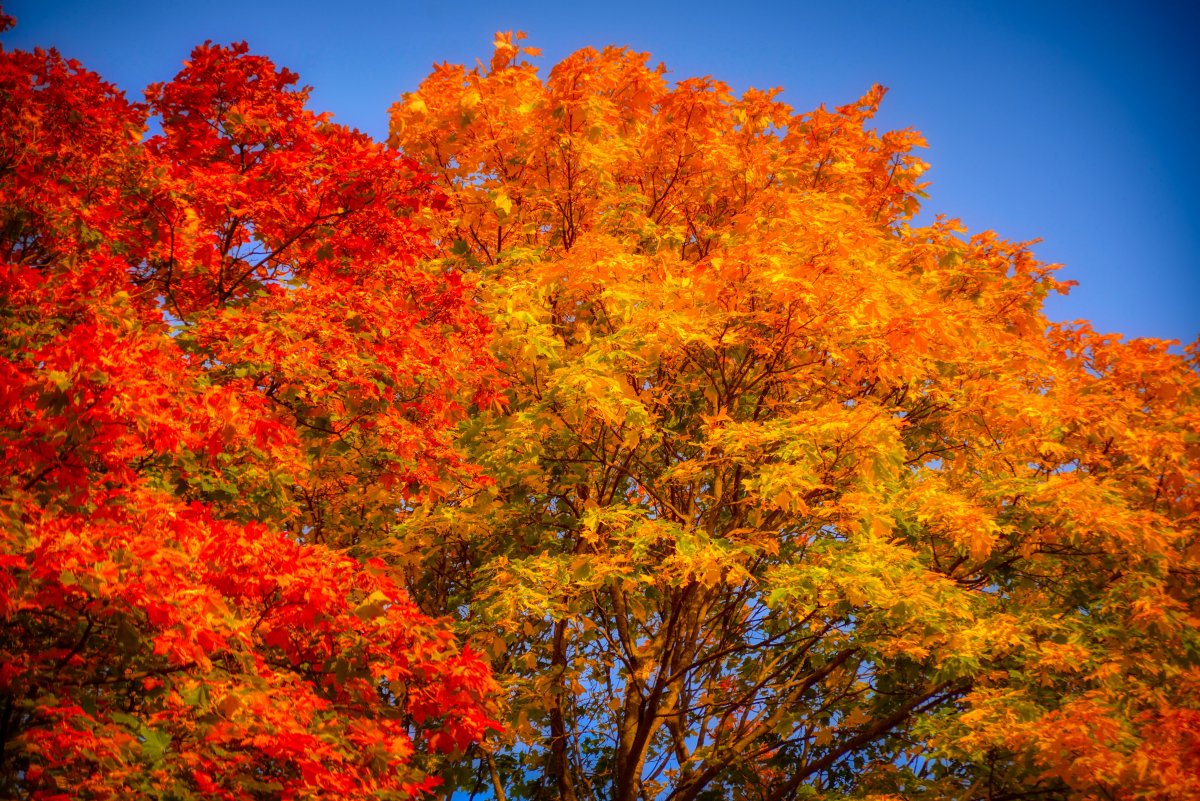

{"left": 388, "top": 33, "right": 1200, "bottom": 801}
{"left": 2, "top": 16, "right": 1198, "bottom": 801}
{"left": 0, "top": 30, "right": 496, "bottom": 800}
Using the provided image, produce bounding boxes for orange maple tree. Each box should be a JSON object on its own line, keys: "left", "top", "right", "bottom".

{"left": 0, "top": 24, "right": 497, "bottom": 800}
{"left": 388, "top": 34, "right": 1200, "bottom": 800}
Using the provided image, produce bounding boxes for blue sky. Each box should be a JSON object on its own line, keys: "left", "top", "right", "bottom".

{"left": 6, "top": 0, "right": 1197, "bottom": 344}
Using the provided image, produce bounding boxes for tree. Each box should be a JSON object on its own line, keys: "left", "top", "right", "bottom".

{"left": 389, "top": 34, "right": 1200, "bottom": 800}
{"left": 0, "top": 29, "right": 498, "bottom": 799}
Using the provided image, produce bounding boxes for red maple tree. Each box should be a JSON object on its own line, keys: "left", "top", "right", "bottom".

{"left": 1, "top": 28, "right": 499, "bottom": 799}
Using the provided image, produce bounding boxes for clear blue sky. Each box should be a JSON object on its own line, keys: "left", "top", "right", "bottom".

{"left": 6, "top": 0, "right": 1197, "bottom": 344}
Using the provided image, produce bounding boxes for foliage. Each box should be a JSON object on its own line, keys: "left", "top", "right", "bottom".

{"left": 389, "top": 34, "right": 1200, "bottom": 800}
{"left": 0, "top": 34, "right": 498, "bottom": 799}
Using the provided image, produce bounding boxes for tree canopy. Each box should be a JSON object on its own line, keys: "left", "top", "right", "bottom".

{"left": 2, "top": 18, "right": 1197, "bottom": 801}
{"left": 0, "top": 30, "right": 497, "bottom": 799}
{"left": 387, "top": 33, "right": 1200, "bottom": 800}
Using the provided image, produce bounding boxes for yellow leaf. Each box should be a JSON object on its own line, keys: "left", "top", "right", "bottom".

{"left": 460, "top": 89, "right": 481, "bottom": 110}
{"left": 493, "top": 190, "right": 513, "bottom": 216}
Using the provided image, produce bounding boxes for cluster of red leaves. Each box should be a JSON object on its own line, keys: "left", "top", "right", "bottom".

{"left": 1, "top": 34, "right": 497, "bottom": 800}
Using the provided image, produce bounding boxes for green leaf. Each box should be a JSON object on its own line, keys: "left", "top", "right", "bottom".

{"left": 141, "top": 728, "right": 171, "bottom": 761}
